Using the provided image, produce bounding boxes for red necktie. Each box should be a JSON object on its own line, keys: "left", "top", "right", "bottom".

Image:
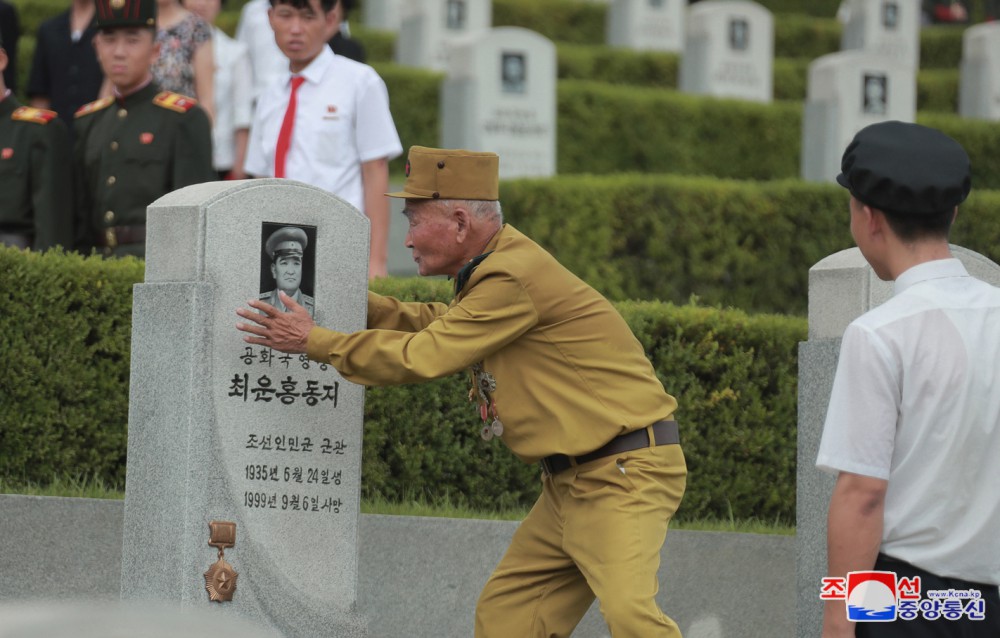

{"left": 274, "top": 76, "right": 306, "bottom": 178}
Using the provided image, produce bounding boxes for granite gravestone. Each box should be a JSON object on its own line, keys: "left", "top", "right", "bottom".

{"left": 839, "top": 0, "right": 920, "bottom": 69}
{"left": 395, "top": 0, "right": 492, "bottom": 71}
{"left": 606, "top": 0, "right": 685, "bottom": 52}
{"left": 796, "top": 245, "right": 1000, "bottom": 638}
{"left": 959, "top": 22, "right": 1000, "bottom": 120}
{"left": 800, "top": 51, "right": 916, "bottom": 183}
{"left": 121, "top": 179, "right": 369, "bottom": 637}
{"left": 678, "top": 0, "right": 774, "bottom": 103}
{"left": 362, "top": 0, "right": 404, "bottom": 32}
{"left": 440, "top": 27, "right": 556, "bottom": 178}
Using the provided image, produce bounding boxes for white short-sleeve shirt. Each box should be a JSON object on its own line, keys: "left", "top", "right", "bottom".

{"left": 817, "top": 258, "right": 1000, "bottom": 585}
{"left": 211, "top": 27, "right": 253, "bottom": 172}
{"left": 244, "top": 47, "right": 403, "bottom": 213}
{"left": 234, "top": 0, "right": 288, "bottom": 102}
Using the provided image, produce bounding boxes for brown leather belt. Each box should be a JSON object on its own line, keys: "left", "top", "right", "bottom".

{"left": 540, "top": 420, "right": 680, "bottom": 476}
{"left": 97, "top": 225, "right": 146, "bottom": 248}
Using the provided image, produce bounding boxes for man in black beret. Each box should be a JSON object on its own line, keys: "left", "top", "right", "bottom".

{"left": 817, "top": 121, "right": 1000, "bottom": 638}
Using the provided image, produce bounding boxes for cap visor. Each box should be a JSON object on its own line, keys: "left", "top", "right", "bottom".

{"left": 385, "top": 190, "right": 434, "bottom": 199}
{"left": 835, "top": 173, "right": 850, "bottom": 189}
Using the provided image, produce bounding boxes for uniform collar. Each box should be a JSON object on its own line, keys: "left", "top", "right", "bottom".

{"left": 0, "top": 91, "right": 19, "bottom": 117}
{"left": 284, "top": 45, "right": 334, "bottom": 89}
{"left": 453, "top": 224, "right": 506, "bottom": 295}
{"left": 893, "top": 258, "right": 969, "bottom": 296}
{"left": 116, "top": 79, "right": 159, "bottom": 105}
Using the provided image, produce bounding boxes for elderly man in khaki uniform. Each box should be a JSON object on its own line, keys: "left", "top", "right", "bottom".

{"left": 236, "top": 146, "right": 688, "bottom": 637}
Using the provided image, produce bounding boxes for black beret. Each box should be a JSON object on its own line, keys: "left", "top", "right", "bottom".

{"left": 836, "top": 121, "right": 971, "bottom": 216}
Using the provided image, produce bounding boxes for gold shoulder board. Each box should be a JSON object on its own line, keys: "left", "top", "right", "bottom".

{"left": 153, "top": 91, "right": 199, "bottom": 113}
{"left": 74, "top": 97, "right": 115, "bottom": 119}
{"left": 12, "top": 106, "right": 59, "bottom": 125}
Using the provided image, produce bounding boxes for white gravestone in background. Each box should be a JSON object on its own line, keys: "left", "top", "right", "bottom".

{"left": 121, "top": 180, "right": 370, "bottom": 637}
{"left": 395, "top": 0, "right": 492, "bottom": 71}
{"left": 441, "top": 27, "right": 557, "bottom": 179}
{"left": 679, "top": 0, "right": 774, "bottom": 103}
{"left": 606, "top": 0, "right": 685, "bottom": 52}
{"left": 362, "top": 0, "right": 404, "bottom": 32}
{"left": 839, "top": 0, "right": 920, "bottom": 69}
{"left": 959, "top": 22, "right": 1000, "bottom": 120}
{"left": 800, "top": 51, "right": 916, "bottom": 183}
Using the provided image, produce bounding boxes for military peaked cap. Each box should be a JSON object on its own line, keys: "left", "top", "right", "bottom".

{"left": 95, "top": 0, "right": 157, "bottom": 29}
{"left": 265, "top": 227, "right": 308, "bottom": 259}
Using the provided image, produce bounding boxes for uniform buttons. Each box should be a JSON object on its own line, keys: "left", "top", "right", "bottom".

{"left": 117, "top": 109, "right": 127, "bottom": 119}
{"left": 110, "top": 141, "right": 119, "bottom": 151}
{"left": 437, "top": 161, "right": 446, "bottom": 169}
{"left": 107, "top": 176, "right": 116, "bottom": 186}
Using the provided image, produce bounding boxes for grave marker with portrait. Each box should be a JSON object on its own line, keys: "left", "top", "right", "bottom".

{"left": 679, "top": 0, "right": 774, "bottom": 103}
{"left": 121, "top": 179, "right": 370, "bottom": 636}
{"left": 441, "top": 27, "right": 556, "bottom": 178}
{"left": 959, "top": 22, "right": 1000, "bottom": 120}
{"left": 606, "top": 0, "right": 685, "bottom": 52}
{"left": 395, "top": 0, "right": 493, "bottom": 71}
{"left": 839, "top": 0, "right": 920, "bottom": 69}
{"left": 800, "top": 51, "right": 915, "bottom": 183}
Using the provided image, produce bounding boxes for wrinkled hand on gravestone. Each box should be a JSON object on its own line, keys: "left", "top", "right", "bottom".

{"left": 236, "top": 291, "right": 315, "bottom": 354}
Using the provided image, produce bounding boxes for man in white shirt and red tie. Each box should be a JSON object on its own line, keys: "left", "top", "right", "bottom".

{"left": 244, "top": 0, "right": 402, "bottom": 278}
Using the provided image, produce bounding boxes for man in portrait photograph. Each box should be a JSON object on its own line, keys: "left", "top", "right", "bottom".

{"left": 729, "top": 18, "right": 749, "bottom": 51}
{"left": 863, "top": 74, "right": 887, "bottom": 115}
{"left": 446, "top": 0, "right": 465, "bottom": 30}
{"left": 501, "top": 52, "right": 526, "bottom": 94}
{"left": 260, "top": 226, "right": 315, "bottom": 318}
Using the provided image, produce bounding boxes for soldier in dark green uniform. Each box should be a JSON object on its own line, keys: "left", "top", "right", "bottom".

{"left": 0, "top": 30, "right": 73, "bottom": 250}
{"left": 73, "top": 0, "right": 215, "bottom": 257}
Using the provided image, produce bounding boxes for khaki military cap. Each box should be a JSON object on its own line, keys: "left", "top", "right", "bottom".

{"left": 386, "top": 146, "right": 499, "bottom": 201}
{"left": 265, "top": 227, "right": 307, "bottom": 259}
{"left": 95, "top": 0, "right": 157, "bottom": 29}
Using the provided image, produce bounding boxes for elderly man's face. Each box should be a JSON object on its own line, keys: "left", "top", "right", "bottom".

{"left": 271, "top": 254, "right": 303, "bottom": 293}
{"left": 403, "top": 200, "right": 467, "bottom": 277}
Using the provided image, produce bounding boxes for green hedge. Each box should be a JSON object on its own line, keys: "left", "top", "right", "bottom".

{"left": 376, "top": 69, "right": 993, "bottom": 186}
{"left": 0, "top": 247, "right": 805, "bottom": 522}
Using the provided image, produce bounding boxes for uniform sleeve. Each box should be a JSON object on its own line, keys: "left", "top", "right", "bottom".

{"left": 353, "top": 70, "right": 402, "bottom": 163}
{"left": 231, "top": 44, "right": 254, "bottom": 130}
{"left": 172, "top": 106, "right": 216, "bottom": 187}
{"left": 30, "top": 117, "right": 73, "bottom": 249}
{"left": 816, "top": 323, "right": 900, "bottom": 480}
{"left": 366, "top": 290, "right": 450, "bottom": 331}
{"left": 307, "top": 270, "right": 538, "bottom": 386}
{"left": 243, "top": 101, "right": 268, "bottom": 177}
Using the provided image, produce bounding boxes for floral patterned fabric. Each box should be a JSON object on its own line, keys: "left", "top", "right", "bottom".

{"left": 151, "top": 13, "right": 212, "bottom": 98}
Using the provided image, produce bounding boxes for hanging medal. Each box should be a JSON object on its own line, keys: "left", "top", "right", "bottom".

{"left": 469, "top": 363, "right": 503, "bottom": 441}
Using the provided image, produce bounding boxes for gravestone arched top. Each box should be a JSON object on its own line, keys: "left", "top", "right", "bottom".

{"left": 807, "top": 245, "right": 1000, "bottom": 340}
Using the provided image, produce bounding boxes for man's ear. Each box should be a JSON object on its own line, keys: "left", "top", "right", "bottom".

{"left": 452, "top": 205, "right": 472, "bottom": 243}
{"left": 0, "top": 47, "right": 8, "bottom": 75}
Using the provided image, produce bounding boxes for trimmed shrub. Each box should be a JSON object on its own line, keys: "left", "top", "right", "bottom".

{"left": 0, "top": 248, "right": 805, "bottom": 522}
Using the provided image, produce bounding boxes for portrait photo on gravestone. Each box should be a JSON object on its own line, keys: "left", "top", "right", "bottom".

{"left": 259, "top": 223, "right": 317, "bottom": 319}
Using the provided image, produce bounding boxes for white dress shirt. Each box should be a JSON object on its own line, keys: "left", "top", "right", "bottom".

{"left": 211, "top": 27, "right": 253, "bottom": 171}
{"left": 817, "top": 258, "right": 1000, "bottom": 585}
{"left": 235, "top": 0, "right": 288, "bottom": 102}
{"left": 244, "top": 46, "right": 403, "bottom": 213}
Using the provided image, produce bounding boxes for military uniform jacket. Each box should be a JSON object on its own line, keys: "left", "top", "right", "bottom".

{"left": 0, "top": 95, "right": 72, "bottom": 249}
{"left": 72, "top": 82, "right": 214, "bottom": 250}
{"left": 307, "top": 224, "right": 678, "bottom": 462}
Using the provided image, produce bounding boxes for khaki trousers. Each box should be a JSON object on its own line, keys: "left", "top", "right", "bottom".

{"left": 475, "top": 443, "right": 687, "bottom": 638}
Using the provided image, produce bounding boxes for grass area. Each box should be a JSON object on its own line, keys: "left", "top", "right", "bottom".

{"left": 1, "top": 477, "right": 795, "bottom": 536}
